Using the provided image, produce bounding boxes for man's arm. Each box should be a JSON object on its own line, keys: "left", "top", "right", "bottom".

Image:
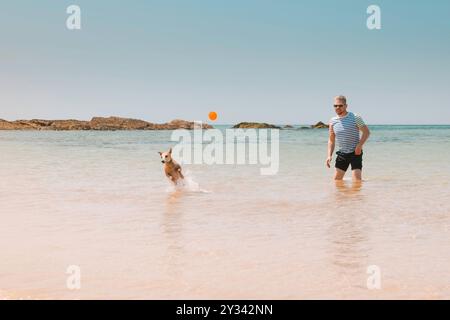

{"left": 354, "top": 114, "right": 370, "bottom": 155}
{"left": 355, "top": 125, "right": 370, "bottom": 155}
{"left": 326, "top": 123, "right": 335, "bottom": 168}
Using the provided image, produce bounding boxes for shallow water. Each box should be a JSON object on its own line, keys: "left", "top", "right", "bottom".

{"left": 1, "top": 126, "right": 450, "bottom": 299}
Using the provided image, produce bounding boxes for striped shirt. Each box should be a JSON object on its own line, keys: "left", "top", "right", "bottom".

{"left": 330, "top": 112, "right": 366, "bottom": 153}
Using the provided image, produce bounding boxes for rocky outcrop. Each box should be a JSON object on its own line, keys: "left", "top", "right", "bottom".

{"left": 311, "top": 121, "right": 329, "bottom": 129}
{"left": 49, "top": 120, "right": 91, "bottom": 130}
{"left": 0, "top": 117, "right": 213, "bottom": 130}
{"left": 153, "top": 119, "right": 210, "bottom": 130}
{"left": 232, "top": 122, "right": 281, "bottom": 129}
{"left": 0, "top": 119, "right": 31, "bottom": 130}
{"left": 89, "top": 117, "right": 153, "bottom": 130}
{"left": 232, "top": 122, "right": 328, "bottom": 129}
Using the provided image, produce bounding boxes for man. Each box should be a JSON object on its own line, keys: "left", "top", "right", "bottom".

{"left": 326, "top": 95, "right": 370, "bottom": 180}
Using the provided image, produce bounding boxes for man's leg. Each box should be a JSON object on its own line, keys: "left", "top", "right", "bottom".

{"left": 334, "top": 153, "right": 349, "bottom": 180}
{"left": 351, "top": 152, "right": 363, "bottom": 181}
{"left": 334, "top": 168, "right": 346, "bottom": 180}
{"left": 352, "top": 169, "right": 362, "bottom": 181}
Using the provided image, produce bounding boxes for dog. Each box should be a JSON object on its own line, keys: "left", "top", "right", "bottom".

{"left": 158, "top": 148, "right": 184, "bottom": 185}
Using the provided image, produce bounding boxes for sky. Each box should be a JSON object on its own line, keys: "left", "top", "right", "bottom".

{"left": 1, "top": 0, "right": 449, "bottom": 124}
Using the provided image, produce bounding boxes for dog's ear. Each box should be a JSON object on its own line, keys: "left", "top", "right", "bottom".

{"left": 169, "top": 148, "right": 172, "bottom": 154}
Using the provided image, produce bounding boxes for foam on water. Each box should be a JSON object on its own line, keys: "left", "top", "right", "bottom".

{"left": 165, "top": 170, "right": 211, "bottom": 194}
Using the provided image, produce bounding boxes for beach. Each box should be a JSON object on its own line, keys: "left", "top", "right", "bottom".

{"left": 1, "top": 125, "right": 450, "bottom": 299}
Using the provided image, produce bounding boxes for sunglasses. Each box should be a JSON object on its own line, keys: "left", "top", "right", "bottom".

{"left": 334, "top": 104, "right": 345, "bottom": 108}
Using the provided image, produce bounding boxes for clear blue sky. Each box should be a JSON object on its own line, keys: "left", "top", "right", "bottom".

{"left": 1, "top": 0, "right": 449, "bottom": 124}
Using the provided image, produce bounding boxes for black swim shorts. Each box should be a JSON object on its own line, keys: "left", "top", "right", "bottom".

{"left": 335, "top": 151, "right": 363, "bottom": 172}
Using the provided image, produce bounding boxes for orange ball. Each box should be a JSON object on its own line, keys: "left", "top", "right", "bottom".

{"left": 208, "top": 111, "right": 218, "bottom": 121}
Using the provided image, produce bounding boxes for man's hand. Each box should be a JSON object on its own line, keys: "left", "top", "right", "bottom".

{"left": 326, "top": 156, "right": 332, "bottom": 168}
{"left": 355, "top": 144, "right": 362, "bottom": 155}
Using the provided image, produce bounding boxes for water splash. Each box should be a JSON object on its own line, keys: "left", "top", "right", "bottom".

{"left": 165, "top": 170, "right": 210, "bottom": 194}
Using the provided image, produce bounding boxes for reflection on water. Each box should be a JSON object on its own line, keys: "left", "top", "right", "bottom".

{"left": 165, "top": 189, "right": 185, "bottom": 212}
{"left": 334, "top": 179, "right": 362, "bottom": 191}
{"left": 161, "top": 196, "right": 185, "bottom": 281}
{"left": 334, "top": 180, "right": 363, "bottom": 200}
{"left": 324, "top": 180, "right": 370, "bottom": 293}
{"left": 328, "top": 181, "right": 370, "bottom": 293}
{"left": 333, "top": 180, "right": 366, "bottom": 221}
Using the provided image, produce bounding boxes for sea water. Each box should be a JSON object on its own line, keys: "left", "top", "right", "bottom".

{"left": 1, "top": 125, "right": 449, "bottom": 299}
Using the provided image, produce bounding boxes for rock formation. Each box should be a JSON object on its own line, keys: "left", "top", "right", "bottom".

{"left": 232, "top": 122, "right": 281, "bottom": 129}
{"left": 311, "top": 121, "right": 329, "bottom": 129}
{"left": 0, "top": 117, "right": 213, "bottom": 130}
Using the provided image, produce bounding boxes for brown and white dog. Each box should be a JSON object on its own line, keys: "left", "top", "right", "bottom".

{"left": 158, "top": 148, "right": 184, "bottom": 185}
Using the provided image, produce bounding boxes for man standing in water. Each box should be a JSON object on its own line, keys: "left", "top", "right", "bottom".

{"left": 326, "top": 95, "right": 370, "bottom": 180}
